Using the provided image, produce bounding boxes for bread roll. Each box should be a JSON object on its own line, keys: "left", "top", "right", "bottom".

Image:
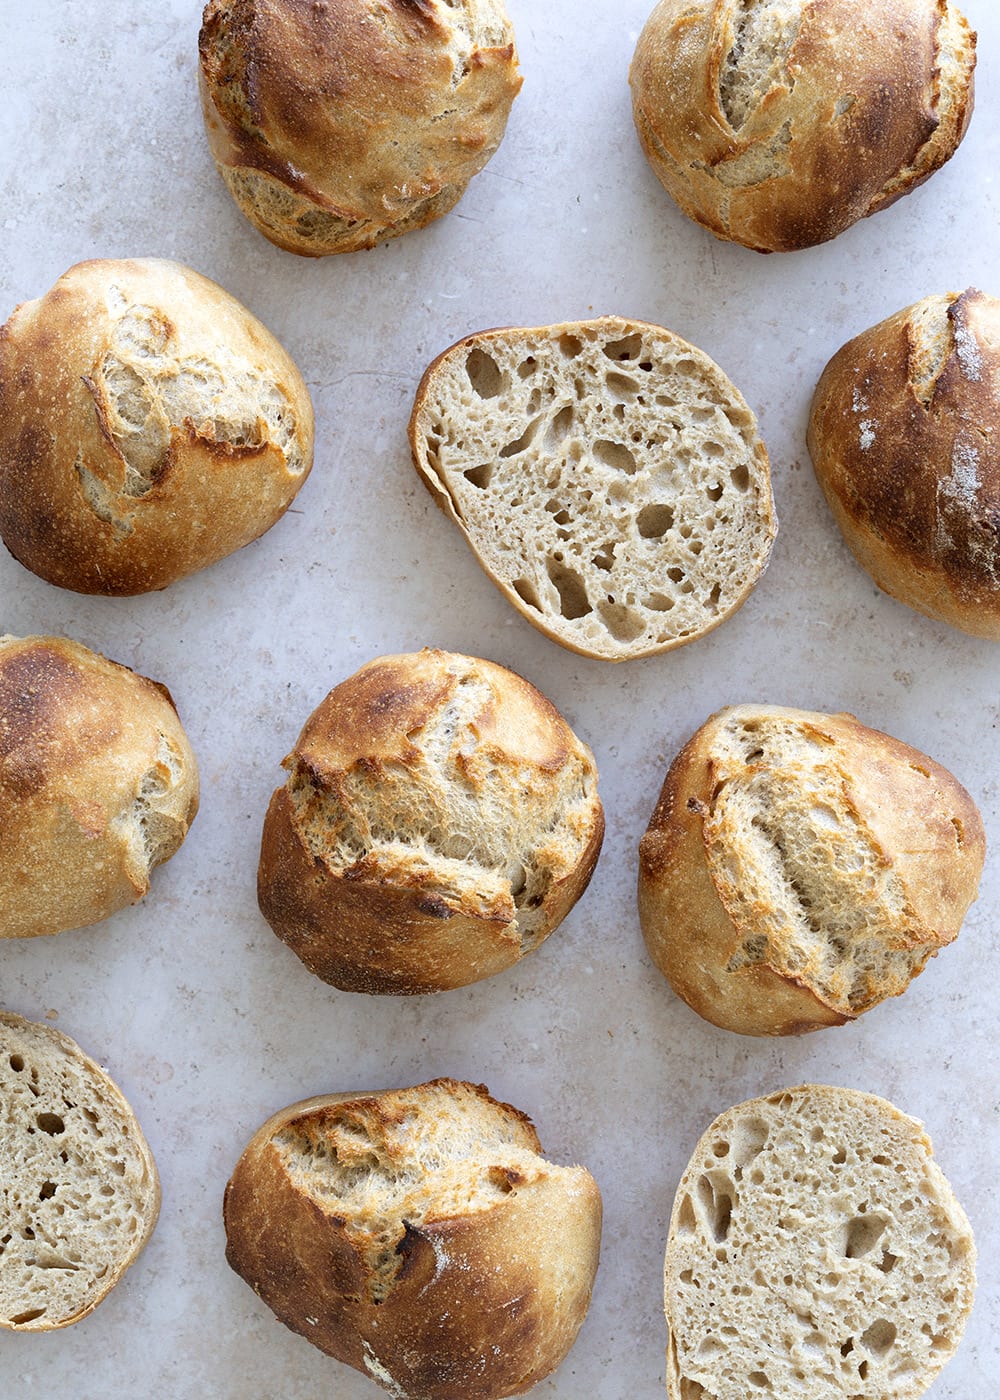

{"left": 199, "top": 0, "right": 522, "bottom": 256}
{"left": 0, "top": 258, "right": 313, "bottom": 594}
{"left": 224, "top": 1079, "right": 602, "bottom": 1399}
{"left": 809, "top": 288, "right": 1000, "bottom": 637}
{"left": 664, "top": 1085, "right": 976, "bottom": 1400}
{"left": 638, "top": 704, "right": 984, "bottom": 1036}
{"left": 258, "top": 649, "right": 603, "bottom": 993}
{"left": 409, "top": 317, "right": 776, "bottom": 661}
{"left": 0, "top": 1011, "right": 160, "bottom": 1331}
{"left": 630, "top": 0, "right": 976, "bottom": 253}
{"left": 0, "top": 634, "right": 199, "bottom": 939}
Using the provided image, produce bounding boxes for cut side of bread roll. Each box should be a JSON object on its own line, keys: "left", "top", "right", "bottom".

{"left": 409, "top": 317, "right": 776, "bottom": 661}
{"left": 664, "top": 1085, "right": 976, "bottom": 1400}
{"left": 224, "top": 1079, "right": 602, "bottom": 1399}
{"left": 638, "top": 705, "right": 984, "bottom": 1035}
{"left": 0, "top": 1012, "right": 160, "bottom": 1330}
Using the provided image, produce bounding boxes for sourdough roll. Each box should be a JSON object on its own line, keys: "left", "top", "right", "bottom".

{"left": 0, "top": 634, "right": 199, "bottom": 940}
{"left": 409, "top": 317, "right": 776, "bottom": 660}
{"left": 224, "top": 1079, "right": 602, "bottom": 1400}
{"left": 809, "top": 288, "right": 1000, "bottom": 637}
{"left": 199, "top": 0, "right": 522, "bottom": 255}
{"left": 257, "top": 649, "right": 604, "bottom": 993}
{"left": 630, "top": 0, "right": 976, "bottom": 253}
{"left": 638, "top": 704, "right": 984, "bottom": 1036}
{"left": 0, "top": 258, "right": 313, "bottom": 594}
{"left": 664, "top": 1085, "right": 976, "bottom": 1399}
{"left": 0, "top": 1011, "right": 160, "bottom": 1331}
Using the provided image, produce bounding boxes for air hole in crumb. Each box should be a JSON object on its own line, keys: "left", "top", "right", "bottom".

{"left": 667, "top": 567, "right": 686, "bottom": 583}
{"left": 9, "top": 1055, "right": 24, "bottom": 1072}
{"left": 637, "top": 503, "right": 675, "bottom": 538}
{"left": 545, "top": 405, "right": 575, "bottom": 449}
{"left": 463, "top": 463, "right": 493, "bottom": 489}
{"left": 10, "top": 1309, "right": 45, "bottom": 1325}
{"left": 606, "top": 371, "right": 640, "bottom": 400}
{"left": 594, "top": 439, "right": 637, "bottom": 474}
{"left": 730, "top": 463, "right": 751, "bottom": 491}
{"left": 39, "top": 1182, "right": 57, "bottom": 1200}
{"left": 546, "top": 557, "right": 592, "bottom": 619}
{"left": 706, "top": 482, "right": 724, "bottom": 501}
{"left": 36, "top": 1113, "right": 65, "bottom": 1136}
{"left": 597, "top": 601, "right": 645, "bottom": 642}
{"left": 644, "top": 592, "right": 674, "bottom": 612}
{"left": 558, "top": 334, "right": 583, "bottom": 358}
{"left": 500, "top": 415, "right": 543, "bottom": 458}
{"left": 465, "top": 347, "right": 503, "bottom": 398}
{"left": 860, "top": 1320, "right": 896, "bottom": 1356}
{"left": 602, "top": 333, "right": 643, "bottom": 362}
{"left": 516, "top": 356, "right": 537, "bottom": 379}
{"left": 877, "top": 1250, "right": 899, "bottom": 1274}
{"left": 844, "top": 1214, "right": 886, "bottom": 1258}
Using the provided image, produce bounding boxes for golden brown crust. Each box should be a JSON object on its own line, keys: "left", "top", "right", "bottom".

{"left": 630, "top": 0, "right": 976, "bottom": 253}
{"left": 638, "top": 704, "right": 984, "bottom": 1036}
{"left": 223, "top": 1080, "right": 602, "bottom": 1400}
{"left": 0, "top": 258, "right": 314, "bottom": 594}
{"left": 0, "top": 635, "right": 199, "bottom": 939}
{"left": 808, "top": 288, "right": 1000, "bottom": 637}
{"left": 258, "top": 649, "right": 604, "bottom": 994}
{"left": 199, "top": 0, "right": 522, "bottom": 255}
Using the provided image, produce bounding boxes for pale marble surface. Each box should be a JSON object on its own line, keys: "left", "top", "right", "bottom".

{"left": 1, "top": 3, "right": 998, "bottom": 1397}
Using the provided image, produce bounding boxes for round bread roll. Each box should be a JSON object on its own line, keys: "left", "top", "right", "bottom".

{"left": 409, "top": 316, "right": 777, "bottom": 661}
{"left": 630, "top": 0, "right": 976, "bottom": 253}
{"left": 0, "top": 258, "right": 313, "bottom": 594}
{"left": 809, "top": 288, "right": 1000, "bottom": 637}
{"left": 224, "top": 1078, "right": 602, "bottom": 1400}
{"left": 258, "top": 648, "right": 604, "bottom": 993}
{"left": 0, "top": 634, "right": 199, "bottom": 940}
{"left": 664, "top": 1085, "right": 976, "bottom": 1400}
{"left": 638, "top": 704, "right": 984, "bottom": 1036}
{"left": 198, "top": 0, "right": 522, "bottom": 256}
{"left": 0, "top": 1011, "right": 160, "bottom": 1331}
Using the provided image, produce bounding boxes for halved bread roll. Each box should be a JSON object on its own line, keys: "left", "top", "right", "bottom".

{"left": 664, "top": 1085, "right": 976, "bottom": 1399}
{"left": 409, "top": 317, "right": 776, "bottom": 661}
{"left": 0, "top": 1012, "right": 160, "bottom": 1330}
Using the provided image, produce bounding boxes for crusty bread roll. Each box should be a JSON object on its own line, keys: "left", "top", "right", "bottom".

{"left": 664, "top": 1085, "right": 976, "bottom": 1400}
{"left": 199, "top": 0, "right": 522, "bottom": 256}
{"left": 409, "top": 317, "right": 777, "bottom": 661}
{"left": 258, "top": 649, "right": 603, "bottom": 993}
{"left": 638, "top": 704, "right": 984, "bottom": 1036}
{"left": 630, "top": 0, "right": 976, "bottom": 253}
{"left": 0, "top": 1011, "right": 160, "bottom": 1331}
{"left": 0, "top": 634, "right": 199, "bottom": 939}
{"left": 224, "top": 1079, "right": 602, "bottom": 1399}
{"left": 809, "top": 288, "right": 1000, "bottom": 638}
{"left": 0, "top": 258, "right": 313, "bottom": 594}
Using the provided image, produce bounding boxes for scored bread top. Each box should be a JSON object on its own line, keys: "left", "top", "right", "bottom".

{"left": 0, "top": 1012, "right": 160, "bottom": 1331}
{"left": 199, "top": 0, "right": 522, "bottom": 255}
{"left": 638, "top": 704, "right": 985, "bottom": 1036}
{"left": 808, "top": 288, "right": 1000, "bottom": 638}
{"left": 409, "top": 317, "right": 776, "bottom": 661}
{"left": 224, "top": 1079, "right": 602, "bottom": 1400}
{"left": 630, "top": 0, "right": 976, "bottom": 253}
{"left": 664, "top": 1085, "right": 976, "bottom": 1400}
{"left": 0, "top": 634, "right": 199, "bottom": 940}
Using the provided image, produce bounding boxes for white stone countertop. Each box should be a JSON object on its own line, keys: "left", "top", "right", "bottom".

{"left": 1, "top": 3, "right": 998, "bottom": 1397}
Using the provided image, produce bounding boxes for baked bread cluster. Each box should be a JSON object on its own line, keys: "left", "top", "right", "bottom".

{"left": 664, "top": 1085, "right": 976, "bottom": 1400}
{"left": 224, "top": 1079, "right": 602, "bottom": 1400}
{"left": 0, "top": 634, "right": 199, "bottom": 941}
{"left": 0, "top": 258, "right": 313, "bottom": 595}
{"left": 809, "top": 287, "right": 1000, "bottom": 637}
{"left": 199, "top": 0, "right": 522, "bottom": 255}
{"left": 630, "top": 0, "right": 976, "bottom": 253}
{"left": 258, "top": 648, "right": 604, "bottom": 993}
{"left": 409, "top": 317, "right": 777, "bottom": 660}
{"left": 0, "top": 1011, "right": 160, "bottom": 1331}
{"left": 638, "top": 704, "right": 984, "bottom": 1036}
